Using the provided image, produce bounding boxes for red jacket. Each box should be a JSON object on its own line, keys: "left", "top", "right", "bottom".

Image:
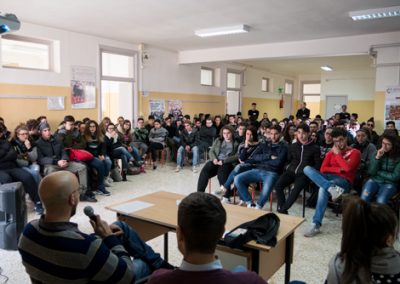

{"left": 320, "top": 147, "right": 361, "bottom": 183}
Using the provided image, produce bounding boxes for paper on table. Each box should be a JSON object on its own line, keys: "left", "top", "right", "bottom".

{"left": 112, "top": 201, "right": 154, "bottom": 214}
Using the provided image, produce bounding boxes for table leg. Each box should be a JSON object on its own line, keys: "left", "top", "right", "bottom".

{"left": 164, "top": 233, "right": 168, "bottom": 262}
{"left": 285, "top": 233, "right": 294, "bottom": 284}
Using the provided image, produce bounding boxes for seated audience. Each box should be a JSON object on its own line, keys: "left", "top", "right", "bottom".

{"left": 175, "top": 121, "right": 199, "bottom": 173}
{"left": 36, "top": 122, "right": 95, "bottom": 202}
{"left": 84, "top": 120, "right": 112, "bottom": 195}
{"left": 197, "top": 117, "right": 217, "bottom": 156}
{"left": 275, "top": 124, "right": 321, "bottom": 214}
{"left": 18, "top": 171, "right": 173, "bottom": 284}
{"left": 234, "top": 125, "right": 287, "bottom": 209}
{"left": 351, "top": 128, "right": 377, "bottom": 194}
{"left": 361, "top": 132, "right": 400, "bottom": 204}
{"left": 219, "top": 126, "right": 259, "bottom": 202}
{"left": 197, "top": 126, "right": 238, "bottom": 192}
{"left": 120, "top": 119, "right": 144, "bottom": 166}
{"left": 148, "top": 119, "right": 168, "bottom": 170}
{"left": 319, "top": 127, "right": 334, "bottom": 159}
{"left": 148, "top": 192, "right": 267, "bottom": 284}
{"left": 0, "top": 122, "right": 42, "bottom": 214}
{"left": 364, "top": 118, "right": 380, "bottom": 145}
{"left": 11, "top": 123, "right": 41, "bottom": 187}
{"left": 303, "top": 127, "right": 361, "bottom": 237}
{"left": 326, "top": 196, "right": 400, "bottom": 283}
{"left": 133, "top": 117, "right": 149, "bottom": 157}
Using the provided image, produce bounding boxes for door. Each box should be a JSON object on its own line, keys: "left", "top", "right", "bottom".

{"left": 325, "top": 95, "right": 348, "bottom": 119}
{"left": 226, "top": 90, "right": 241, "bottom": 115}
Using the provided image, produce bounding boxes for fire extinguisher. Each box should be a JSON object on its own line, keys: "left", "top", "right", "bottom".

{"left": 278, "top": 87, "right": 284, "bottom": 109}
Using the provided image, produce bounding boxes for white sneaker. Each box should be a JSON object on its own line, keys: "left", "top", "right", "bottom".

{"left": 104, "top": 178, "right": 112, "bottom": 187}
{"left": 192, "top": 166, "right": 198, "bottom": 173}
{"left": 304, "top": 224, "right": 321, "bottom": 238}
{"left": 328, "top": 185, "right": 345, "bottom": 201}
{"left": 214, "top": 185, "right": 226, "bottom": 195}
{"left": 238, "top": 200, "right": 246, "bottom": 206}
{"left": 221, "top": 197, "right": 231, "bottom": 204}
{"left": 175, "top": 166, "right": 182, "bottom": 172}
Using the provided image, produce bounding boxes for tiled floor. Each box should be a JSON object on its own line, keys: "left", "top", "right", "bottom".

{"left": 1, "top": 162, "right": 399, "bottom": 284}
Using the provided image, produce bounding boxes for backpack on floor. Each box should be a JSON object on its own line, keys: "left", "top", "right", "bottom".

{"left": 306, "top": 184, "right": 319, "bottom": 208}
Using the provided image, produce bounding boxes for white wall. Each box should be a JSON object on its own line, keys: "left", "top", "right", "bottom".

{"left": 0, "top": 22, "right": 137, "bottom": 87}
{"left": 321, "top": 69, "right": 376, "bottom": 100}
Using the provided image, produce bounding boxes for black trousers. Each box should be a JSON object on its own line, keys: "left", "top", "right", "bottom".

{"left": 274, "top": 171, "right": 310, "bottom": 212}
{"left": 148, "top": 142, "right": 164, "bottom": 162}
{"left": 197, "top": 161, "right": 233, "bottom": 192}
{"left": 0, "top": 168, "right": 40, "bottom": 203}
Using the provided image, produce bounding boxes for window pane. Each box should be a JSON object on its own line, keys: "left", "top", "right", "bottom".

{"left": 227, "top": 72, "right": 240, "bottom": 89}
{"left": 285, "top": 82, "right": 293, "bottom": 94}
{"left": 102, "top": 52, "right": 134, "bottom": 78}
{"left": 201, "top": 68, "right": 213, "bottom": 85}
{"left": 261, "top": 78, "right": 269, "bottom": 92}
{"left": 303, "top": 83, "right": 321, "bottom": 94}
{"left": 2, "top": 37, "right": 50, "bottom": 70}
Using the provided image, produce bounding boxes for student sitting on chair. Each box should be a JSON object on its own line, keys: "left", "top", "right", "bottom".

{"left": 148, "top": 192, "right": 267, "bottom": 284}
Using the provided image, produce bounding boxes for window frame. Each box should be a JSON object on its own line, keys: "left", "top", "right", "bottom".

{"left": 226, "top": 70, "right": 241, "bottom": 91}
{"left": 261, "top": 77, "right": 270, "bottom": 92}
{"left": 1, "top": 34, "right": 54, "bottom": 72}
{"left": 200, "top": 67, "right": 214, "bottom": 86}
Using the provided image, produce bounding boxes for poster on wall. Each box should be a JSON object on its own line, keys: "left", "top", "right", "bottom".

{"left": 71, "top": 66, "right": 96, "bottom": 109}
{"left": 149, "top": 99, "right": 165, "bottom": 120}
{"left": 385, "top": 86, "right": 400, "bottom": 129}
{"left": 168, "top": 100, "right": 183, "bottom": 120}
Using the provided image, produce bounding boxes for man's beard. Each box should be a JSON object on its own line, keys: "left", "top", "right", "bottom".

{"left": 70, "top": 204, "right": 77, "bottom": 217}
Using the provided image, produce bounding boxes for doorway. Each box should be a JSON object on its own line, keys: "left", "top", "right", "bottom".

{"left": 100, "top": 48, "right": 137, "bottom": 123}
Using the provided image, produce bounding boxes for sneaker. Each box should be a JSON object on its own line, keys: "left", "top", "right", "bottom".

{"left": 104, "top": 179, "right": 112, "bottom": 187}
{"left": 34, "top": 202, "right": 44, "bottom": 215}
{"left": 192, "top": 166, "right": 198, "bottom": 173}
{"left": 238, "top": 200, "right": 246, "bottom": 206}
{"left": 304, "top": 224, "right": 321, "bottom": 238}
{"left": 80, "top": 193, "right": 98, "bottom": 202}
{"left": 255, "top": 203, "right": 263, "bottom": 210}
{"left": 328, "top": 185, "right": 345, "bottom": 201}
{"left": 246, "top": 202, "right": 255, "bottom": 208}
{"left": 214, "top": 185, "right": 226, "bottom": 195}
{"left": 221, "top": 197, "right": 231, "bottom": 204}
{"left": 96, "top": 187, "right": 111, "bottom": 196}
{"left": 175, "top": 166, "right": 182, "bottom": 172}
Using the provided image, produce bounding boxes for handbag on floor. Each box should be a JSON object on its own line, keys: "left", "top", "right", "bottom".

{"left": 110, "top": 167, "right": 123, "bottom": 182}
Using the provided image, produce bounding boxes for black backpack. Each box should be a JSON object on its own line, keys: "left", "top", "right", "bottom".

{"left": 222, "top": 212, "right": 280, "bottom": 249}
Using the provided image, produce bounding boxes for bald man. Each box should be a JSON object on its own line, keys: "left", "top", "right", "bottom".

{"left": 18, "top": 171, "right": 172, "bottom": 283}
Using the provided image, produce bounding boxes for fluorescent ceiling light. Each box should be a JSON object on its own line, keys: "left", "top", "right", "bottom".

{"left": 321, "top": 65, "right": 333, "bottom": 71}
{"left": 349, "top": 6, "right": 400, "bottom": 21}
{"left": 195, "top": 25, "right": 249, "bottom": 37}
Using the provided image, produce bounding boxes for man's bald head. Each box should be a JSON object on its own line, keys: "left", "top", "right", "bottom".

{"left": 39, "top": 171, "right": 80, "bottom": 211}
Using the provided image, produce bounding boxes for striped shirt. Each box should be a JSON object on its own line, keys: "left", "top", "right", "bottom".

{"left": 18, "top": 216, "right": 135, "bottom": 284}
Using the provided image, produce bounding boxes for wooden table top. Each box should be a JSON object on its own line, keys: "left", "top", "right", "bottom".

{"left": 106, "top": 191, "right": 305, "bottom": 252}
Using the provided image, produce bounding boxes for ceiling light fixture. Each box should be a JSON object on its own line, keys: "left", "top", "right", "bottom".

{"left": 349, "top": 6, "right": 400, "bottom": 21}
{"left": 321, "top": 65, "right": 333, "bottom": 71}
{"left": 195, "top": 24, "right": 250, "bottom": 37}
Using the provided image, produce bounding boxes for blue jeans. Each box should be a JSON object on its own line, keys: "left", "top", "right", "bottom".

{"left": 303, "top": 166, "right": 350, "bottom": 226}
{"left": 223, "top": 163, "right": 253, "bottom": 190}
{"left": 113, "top": 221, "right": 166, "bottom": 278}
{"left": 176, "top": 145, "right": 199, "bottom": 167}
{"left": 103, "top": 157, "right": 112, "bottom": 177}
{"left": 234, "top": 169, "right": 278, "bottom": 207}
{"left": 361, "top": 179, "right": 398, "bottom": 204}
{"left": 129, "top": 143, "right": 143, "bottom": 162}
{"left": 112, "top": 147, "right": 134, "bottom": 170}
{"left": 22, "top": 164, "right": 41, "bottom": 186}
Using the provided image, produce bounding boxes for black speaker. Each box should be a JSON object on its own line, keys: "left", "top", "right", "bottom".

{"left": 0, "top": 182, "right": 27, "bottom": 250}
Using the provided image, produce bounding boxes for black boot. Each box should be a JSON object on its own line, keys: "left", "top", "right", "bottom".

{"left": 122, "top": 170, "right": 127, "bottom": 181}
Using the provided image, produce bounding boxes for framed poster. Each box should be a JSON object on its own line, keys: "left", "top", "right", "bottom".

{"left": 71, "top": 66, "right": 96, "bottom": 109}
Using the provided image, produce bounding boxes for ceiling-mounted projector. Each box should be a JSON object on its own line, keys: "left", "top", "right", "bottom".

{"left": 0, "top": 13, "right": 20, "bottom": 34}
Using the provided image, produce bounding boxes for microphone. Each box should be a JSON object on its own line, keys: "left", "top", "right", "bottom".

{"left": 83, "top": 206, "right": 97, "bottom": 222}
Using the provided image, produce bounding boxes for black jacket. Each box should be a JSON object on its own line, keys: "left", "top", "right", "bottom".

{"left": 197, "top": 126, "right": 217, "bottom": 147}
{"left": 285, "top": 140, "right": 321, "bottom": 174}
{"left": 296, "top": 108, "right": 310, "bottom": 119}
{"left": 242, "top": 141, "right": 288, "bottom": 173}
{"left": 36, "top": 136, "right": 69, "bottom": 166}
{"left": 0, "top": 139, "right": 18, "bottom": 170}
{"left": 180, "top": 128, "right": 199, "bottom": 148}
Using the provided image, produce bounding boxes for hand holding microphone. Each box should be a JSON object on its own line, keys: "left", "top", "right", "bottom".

{"left": 84, "top": 206, "right": 123, "bottom": 238}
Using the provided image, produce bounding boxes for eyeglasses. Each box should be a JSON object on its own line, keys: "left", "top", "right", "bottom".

{"left": 18, "top": 132, "right": 29, "bottom": 135}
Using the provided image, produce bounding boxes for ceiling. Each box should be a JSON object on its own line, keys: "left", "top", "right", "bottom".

{"left": 0, "top": 0, "right": 398, "bottom": 75}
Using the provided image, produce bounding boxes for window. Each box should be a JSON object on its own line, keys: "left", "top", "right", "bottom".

{"left": 102, "top": 52, "right": 134, "bottom": 78}
{"left": 284, "top": 80, "right": 293, "bottom": 95}
{"left": 227, "top": 71, "right": 241, "bottom": 89}
{"left": 302, "top": 83, "right": 321, "bottom": 94}
{"left": 1, "top": 34, "right": 54, "bottom": 71}
{"left": 200, "top": 67, "right": 213, "bottom": 86}
{"left": 261, "top": 77, "right": 269, "bottom": 92}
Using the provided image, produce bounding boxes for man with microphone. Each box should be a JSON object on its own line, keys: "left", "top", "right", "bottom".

{"left": 18, "top": 171, "right": 172, "bottom": 283}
